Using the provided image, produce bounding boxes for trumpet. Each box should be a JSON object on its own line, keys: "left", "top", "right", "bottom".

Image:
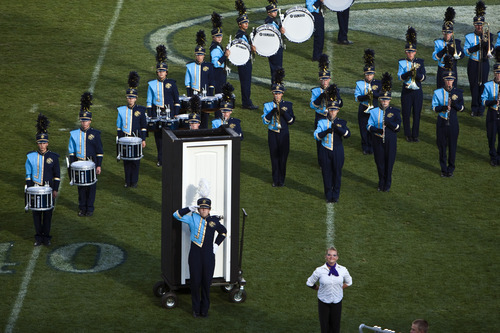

{"left": 364, "top": 84, "right": 375, "bottom": 113}
{"left": 406, "top": 64, "right": 419, "bottom": 90}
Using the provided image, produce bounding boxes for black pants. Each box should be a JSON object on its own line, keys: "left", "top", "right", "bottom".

{"left": 33, "top": 209, "right": 53, "bottom": 243}
{"left": 318, "top": 299, "right": 342, "bottom": 333}
{"left": 189, "top": 243, "right": 215, "bottom": 315}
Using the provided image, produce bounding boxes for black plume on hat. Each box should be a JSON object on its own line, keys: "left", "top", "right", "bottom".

{"left": 80, "top": 92, "right": 93, "bottom": 111}
{"left": 363, "top": 49, "right": 375, "bottom": 72}
{"left": 190, "top": 95, "right": 201, "bottom": 114}
{"left": 222, "top": 82, "right": 234, "bottom": 102}
{"left": 443, "top": 55, "right": 454, "bottom": 71}
{"left": 326, "top": 84, "right": 338, "bottom": 102}
{"left": 381, "top": 72, "right": 392, "bottom": 93}
{"left": 406, "top": 26, "right": 417, "bottom": 45}
{"left": 444, "top": 6, "right": 456, "bottom": 23}
{"left": 235, "top": 0, "right": 247, "bottom": 16}
{"left": 128, "top": 71, "right": 140, "bottom": 89}
{"left": 475, "top": 1, "right": 486, "bottom": 17}
{"left": 211, "top": 12, "right": 223, "bottom": 35}
{"left": 36, "top": 113, "right": 50, "bottom": 135}
{"left": 156, "top": 45, "right": 167, "bottom": 63}
{"left": 196, "top": 30, "right": 206, "bottom": 48}
{"left": 319, "top": 54, "right": 330, "bottom": 72}
{"left": 273, "top": 68, "right": 285, "bottom": 85}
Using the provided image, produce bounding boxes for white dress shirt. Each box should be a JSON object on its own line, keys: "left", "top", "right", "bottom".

{"left": 306, "top": 263, "right": 352, "bottom": 304}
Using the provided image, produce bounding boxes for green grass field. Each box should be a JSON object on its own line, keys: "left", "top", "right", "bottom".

{"left": 1, "top": 0, "right": 499, "bottom": 332}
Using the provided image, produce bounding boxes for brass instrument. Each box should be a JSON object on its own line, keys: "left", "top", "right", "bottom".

{"left": 483, "top": 22, "right": 494, "bottom": 59}
{"left": 275, "top": 101, "right": 282, "bottom": 129}
{"left": 364, "top": 84, "right": 375, "bottom": 113}
{"left": 406, "top": 64, "right": 419, "bottom": 90}
{"left": 450, "top": 32, "right": 460, "bottom": 60}
{"left": 446, "top": 93, "right": 451, "bottom": 126}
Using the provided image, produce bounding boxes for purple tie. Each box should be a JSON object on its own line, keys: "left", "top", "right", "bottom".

{"left": 327, "top": 263, "right": 339, "bottom": 276}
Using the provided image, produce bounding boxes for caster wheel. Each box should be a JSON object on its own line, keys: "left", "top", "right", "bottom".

{"left": 229, "top": 288, "right": 247, "bottom": 303}
{"left": 161, "top": 291, "right": 178, "bottom": 309}
{"left": 220, "top": 284, "right": 234, "bottom": 293}
{"left": 153, "top": 281, "right": 169, "bottom": 298}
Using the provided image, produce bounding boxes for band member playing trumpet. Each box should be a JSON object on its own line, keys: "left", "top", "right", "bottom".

{"left": 146, "top": 45, "right": 180, "bottom": 166}
{"left": 264, "top": 0, "right": 285, "bottom": 82}
{"left": 481, "top": 48, "right": 500, "bottom": 166}
{"left": 235, "top": 0, "right": 258, "bottom": 110}
{"left": 212, "top": 82, "right": 243, "bottom": 139}
{"left": 354, "top": 49, "right": 380, "bottom": 155}
{"left": 210, "top": 12, "right": 230, "bottom": 95}
{"left": 464, "top": 1, "right": 494, "bottom": 117}
{"left": 398, "top": 26, "right": 426, "bottom": 143}
{"left": 311, "top": 54, "right": 343, "bottom": 165}
{"left": 367, "top": 73, "right": 401, "bottom": 192}
{"left": 25, "top": 114, "right": 60, "bottom": 246}
{"left": 314, "top": 85, "right": 350, "bottom": 203}
{"left": 432, "top": 7, "right": 464, "bottom": 89}
{"left": 262, "top": 68, "right": 295, "bottom": 187}
{"left": 68, "top": 92, "right": 103, "bottom": 217}
{"left": 432, "top": 55, "right": 465, "bottom": 177}
{"left": 117, "top": 71, "right": 147, "bottom": 188}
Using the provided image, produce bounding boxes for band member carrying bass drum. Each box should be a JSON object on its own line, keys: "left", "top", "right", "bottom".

{"left": 210, "top": 12, "right": 230, "bottom": 95}
{"left": 264, "top": 0, "right": 285, "bottom": 82}
{"left": 116, "top": 71, "right": 147, "bottom": 188}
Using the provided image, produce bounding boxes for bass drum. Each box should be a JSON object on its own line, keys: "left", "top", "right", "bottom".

{"left": 282, "top": 6, "right": 315, "bottom": 43}
{"left": 227, "top": 39, "right": 251, "bottom": 66}
{"left": 252, "top": 24, "right": 281, "bottom": 57}
{"left": 324, "top": 0, "right": 354, "bottom": 12}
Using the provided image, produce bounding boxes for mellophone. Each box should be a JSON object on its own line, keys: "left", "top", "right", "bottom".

{"left": 25, "top": 185, "right": 53, "bottom": 211}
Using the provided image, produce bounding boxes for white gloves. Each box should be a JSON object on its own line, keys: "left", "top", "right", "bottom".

{"left": 188, "top": 205, "right": 198, "bottom": 213}
{"left": 213, "top": 243, "right": 219, "bottom": 254}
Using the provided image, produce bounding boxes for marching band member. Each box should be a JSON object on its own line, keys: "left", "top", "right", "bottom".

{"left": 185, "top": 30, "right": 215, "bottom": 129}
{"left": 210, "top": 12, "right": 230, "bottom": 94}
{"left": 398, "top": 26, "right": 426, "bottom": 143}
{"left": 187, "top": 95, "right": 202, "bottom": 131}
{"left": 25, "top": 114, "right": 60, "bottom": 246}
{"left": 305, "top": 0, "right": 324, "bottom": 61}
{"left": 264, "top": 0, "right": 285, "bottom": 82}
{"left": 262, "top": 68, "right": 295, "bottom": 187}
{"left": 146, "top": 45, "right": 180, "bottom": 166}
{"left": 367, "top": 72, "right": 401, "bottom": 192}
{"left": 354, "top": 49, "right": 380, "bottom": 155}
{"left": 481, "top": 48, "right": 500, "bottom": 166}
{"left": 496, "top": 31, "right": 500, "bottom": 47}
{"left": 432, "top": 7, "right": 464, "bottom": 89}
{"left": 311, "top": 54, "right": 343, "bottom": 165}
{"left": 431, "top": 55, "right": 464, "bottom": 177}
{"left": 464, "top": 1, "right": 494, "bottom": 117}
{"left": 173, "top": 196, "right": 227, "bottom": 318}
{"left": 235, "top": 0, "right": 258, "bottom": 110}
{"left": 117, "top": 71, "right": 147, "bottom": 188}
{"left": 314, "top": 85, "right": 350, "bottom": 203}
{"left": 212, "top": 82, "right": 243, "bottom": 139}
{"left": 68, "top": 92, "right": 103, "bottom": 217}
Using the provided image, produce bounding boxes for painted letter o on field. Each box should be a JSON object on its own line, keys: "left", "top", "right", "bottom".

{"left": 48, "top": 242, "right": 126, "bottom": 273}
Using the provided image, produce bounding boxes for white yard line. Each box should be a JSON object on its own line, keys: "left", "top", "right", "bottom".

{"left": 326, "top": 203, "right": 335, "bottom": 247}
{"left": 5, "top": 1, "right": 123, "bottom": 331}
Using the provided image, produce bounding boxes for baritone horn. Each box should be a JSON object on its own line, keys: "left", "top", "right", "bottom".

{"left": 450, "top": 32, "right": 460, "bottom": 60}
{"left": 406, "top": 64, "right": 419, "bottom": 90}
{"left": 483, "top": 22, "right": 494, "bottom": 59}
{"left": 364, "top": 84, "right": 375, "bottom": 113}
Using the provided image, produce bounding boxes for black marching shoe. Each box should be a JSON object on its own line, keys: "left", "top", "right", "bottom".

{"left": 242, "top": 104, "right": 258, "bottom": 110}
{"left": 86, "top": 211, "right": 93, "bottom": 217}
{"left": 78, "top": 210, "right": 86, "bottom": 217}
{"left": 490, "top": 160, "right": 497, "bottom": 167}
{"left": 44, "top": 240, "right": 51, "bottom": 246}
{"left": 405, "top": 136, "right": 412, "bottom": 142}
{"left": 192, "top": 312, "right": 200, "bottom": 318}
{"left": 34, "top": 241, "right": 43, "bottom": 246}
{"left": 337, "top": 39, "right": 353, "bottom": 45}
{"left": 447, "top": 172, "right": 454, "bottom": 177}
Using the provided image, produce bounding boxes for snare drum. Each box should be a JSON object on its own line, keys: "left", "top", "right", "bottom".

{"left": 26, "top": 186, "right": 53, "bottom": 211}
{"left": 252, "top": 24, "right": 281, "bottom": 57}
{"left": 161, "top": 117, "right": 179, "bottom": 130}
{"left": 227, "top": 39, "right": 251, "bottom": 66}
{"left": 179, "top": 95, "right": 191, "bottom": 112}
{"left": 282, "top": 7, "right": 315, "bottom": 43}
{"left": 146, "top": 116, "right": 161, "bottom": 131}
{"left": 176, "top": 114, "right": 190, "bottom": 129}
{"left": 70, "top": 161, "right": 97, "bottom": 186}
{"left": 201, "top": 95, "right": 220, "bottom": 112}
{"left": 324, "top": 0, "right": 354, "bottom": 12}
{"left": 118, "top": 137, "right": 143, "bottom": 161}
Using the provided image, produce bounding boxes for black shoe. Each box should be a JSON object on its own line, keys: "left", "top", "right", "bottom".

{"left": 242, "top": 104, "right": 258, "bottom": 110}
{"left": 447, "top": 172, "right": 454, "bottom": 177}
{"left": 337, "top": 39, "right": 353, "bottom": 45}
{"left": 124, "top": 183, "right": 129, "bottom": 188}
{"left": 130, "top": 183, "right": 137, "bottom": 188}
{"left": 363, "top": 151, "right": 368, "bottom": 155}
{"left": 44, "top": 240, "right": 51, "bottom": 246}
{"left": 34, "top": 241, "right": 43, "bottom": 246}
{"left": 78, "top": 210, "right": 86, "bottom": 217}
{"left": 192, "top": 312, "right": 200, "bottom": 318}
{"left": 272, "top": 183, "right": 277, "bottom": 187}
{"left": 405, "top": 136, "right": 412, "bottom": 142}
{"left": 413, "top": 137, "right": 420, "bottom": 143}
{"left": 86, "top": 211, "right": 93, "bottom": 217}
{"left": 156, "top": 161, "right": 162, "bottom": 167}
{"left": 200, "top": 313, "right": 208, "bottom": 318}
{"left": 490, "top": 160, "right": 497, "bottom": 166}
{"left": 441, "top": 172, "right": 447, "bottom": 177}
{"left": 377, "top": 187, "right": 381, "bottom": 191}
{"left": 470, "top": 112, "right": 476, "bottom": 117}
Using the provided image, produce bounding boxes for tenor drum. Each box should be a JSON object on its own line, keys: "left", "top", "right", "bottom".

{"left": 70, "top": 161, "right": 97, "bottom": 186}
{"left": 118, "top": 136, "right": 143, "bottom": 161}
{"left": 227, "top": 39, "right": 251, "bottom": 66}
{"left": 252, "top": 24, "right": 281, "bottom": 57}
{"left": 26, "top": 186, "right": 53, "bottom": 211}
{"left": 179, "top": 95, "right": 191, "bottom": 112}
{"left": 201, "top": 95, "right": 221, "bottom": 112}
{"left": 160, "top": 117, "right": 179, "bottom": 130}
{"left": 324, "top": 0, "right": 354, "bottom": 12}
{"left": 282, "top": 7, "right": 315, "bottom": 43}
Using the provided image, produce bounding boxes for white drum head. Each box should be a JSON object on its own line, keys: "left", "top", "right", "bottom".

{"left": 283, "top": 7, "right": 314, "bottom": 43}
{"left": 228, "top": 41, "right": 251, "bottom": 66}
{"left": 324, "top": 0, "right": 354, "bottom": 12}
{"left": 252, "top": 25, "right": 281, "bottom": 57}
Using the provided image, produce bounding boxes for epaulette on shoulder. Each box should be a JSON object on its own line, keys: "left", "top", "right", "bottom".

{"left": 48, "top": 151, "right": 60, "bottom": 158}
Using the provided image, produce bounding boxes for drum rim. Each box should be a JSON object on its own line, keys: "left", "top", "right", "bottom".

{"left": 26, "top": 186, "right": 53, "bottom": 193}
{"left": 118, "top": 136, "right": 142, "bottom": 142}
{"left": 323, "top": 0, "right": 354, "bottom": 12}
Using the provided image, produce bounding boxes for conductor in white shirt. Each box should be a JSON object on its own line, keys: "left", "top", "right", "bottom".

{"left": 306, "top": 247, "right": 352, "bottom": 333}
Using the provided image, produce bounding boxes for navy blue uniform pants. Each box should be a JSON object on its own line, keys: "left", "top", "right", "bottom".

{"left": 237, "top": 61, "right": 253, "bottom": 107}
{"left": 467, "top": 59, "right": 489, "bottom": 116}
{"left": 268, "top": 47, "right": 283, "bottom": 81}
{"left": 336, "top": 8, "right": 349, "bottom": 42}
{"left": 486, "top": 108, "right": 500, "bottom": 163}
{"left": 154, "top": 129, "right": 162, "bottom": 163}
{"left": 33, "top": 209, "right": 53, "bottom": 243}
{"left": 123, "top": 160, "right": 140, "bottom": 185}
{"left": 319, "top": 146, "right": 344, "bottom": 202}
{"left": 312, "top": 12, "right": 324, "bottom": 60}
{"left": 372, "top": 134, "right": 397, "bottom": 191}
{"left": 78, "top": 183, "right": 97, "bottom": 213}
{"left": 188, "top": 243, "right": 215, "bottom": 315}
{"left": 213, "top": 67, "right": 227, "bottom": 94}
{"left": 436, "top": 118, "right": 459, "bottom": 174}
{"left": 401, "top": 88, "right": 423, "bottom": 139}
{"left": 268, "top": 130, "right": 290, "bottom": 186}
{"left": 358, "top": 104, "right": 373, "bottom": 154}
{"left": 318, "top": 299, "right": 342, "bottom": 333}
